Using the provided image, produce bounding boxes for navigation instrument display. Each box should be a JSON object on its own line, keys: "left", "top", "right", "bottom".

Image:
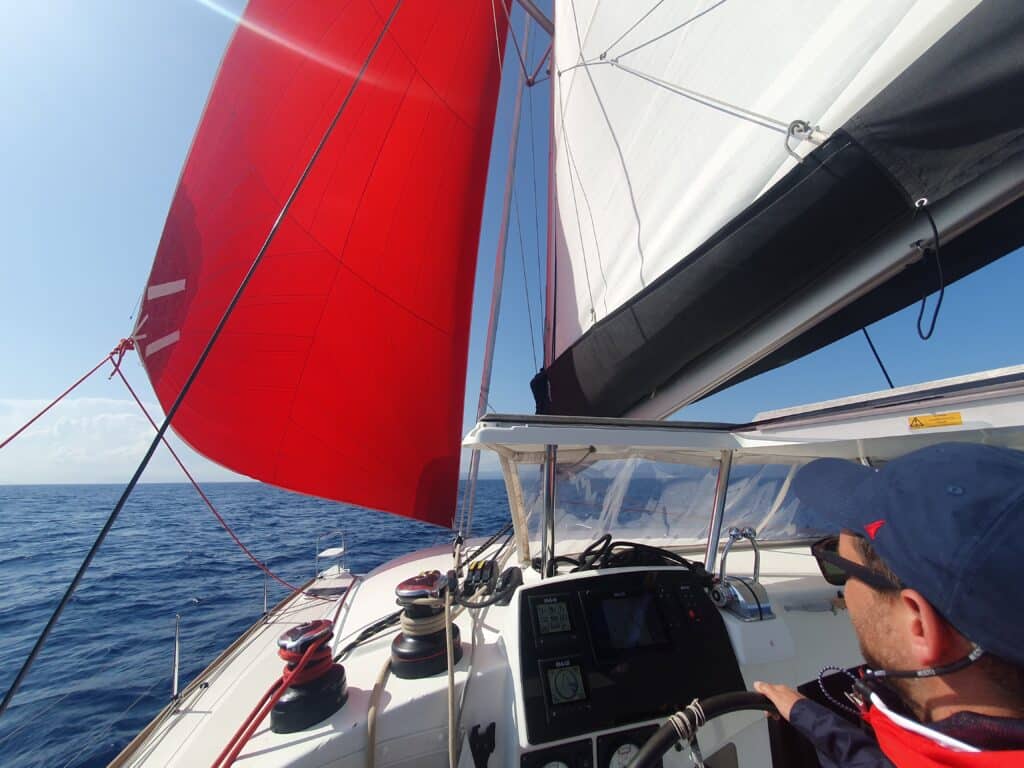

{"left": 535, "top": 597, "right": 572, "bottom": 635}
{"left": 546, "top": 663, "right": 587, "bottom": 705}
{"left": 587, "top": 592, "right": 669, "bottom": 655}
{"left": 519, "top": 570, "right": 747, "bottom": 744}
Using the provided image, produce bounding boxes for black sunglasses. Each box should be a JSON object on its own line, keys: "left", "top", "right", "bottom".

{"left": 811, "top": 536, "right": 903, "bottom": 592}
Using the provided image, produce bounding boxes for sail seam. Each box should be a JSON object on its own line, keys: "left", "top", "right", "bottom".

{"left": 556, "top": 84, "right": 597, "bottom": 321}
{"left": 514, "top": 187, "right": 540, "bottom": 371}
{"left": 525, "top": 52, "right": 547, "bottom": 349}
{"left": 270, "top": 57, "right": 422, "bottom": 477}
{"left": 569, "top": 0, "right": 647, "bottom": 287}
{"left": 557, "top": 92, "right": 609, "bottom": 316}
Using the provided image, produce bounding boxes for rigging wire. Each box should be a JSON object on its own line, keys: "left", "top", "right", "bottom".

{"left": 464, "top": 519, "right": 515, "bottom": 566}
{"left": 1, "top": 340, "right": 326, "bottom": 599}
{"left": 464, "top": 4, "right": 527, "bottom": 535}
{"left": 555, "top": 92, "right": 598, "bottom": 320}
{"left": 112, "top": 362, "right": 324, "bottom": 599}
{"left": 499, "top": 0, "right": 531, "bottom": 80}
{"left": 0, "top": 0, "right": 403, "bottom": 721}
{"left": 524, "top": 34, "right": 547, "bottom": 357}
{"left": 861, "top": 328, "right": 895, "bottom": 389}
{"left": 614, "top": 0, "right": 729, "bottom": 60}
{"left": 600, "top": 0, "right": 670, "bottom": 58}
{"left": 914, "top": 199, "right": 945, "bottom": 341}
{"left": 611, "top": 61, "right": 791, "bottom": 134}
{"left": 556, "top": 59, "right": 613, "bottom": 77}
{"left": 514, "top": 188, "right": 539, "bottom": 371}
{"left": 60, "top": 677, "right": 165, "bottom": 768}
{"left": 558, "top": 99, "right": 610, "bottom": 314}
{"left": 488, "top": 0, "right": 505, "bottom": 74}
{"left": 529, "top": 43, "right": 552, "bottom": 84}
{"left": 0, "top": 351, "right": 113, "bottom": 452}
{"left": 568, "top": 0, "right": 647, "bottom": 285}
{"left": 551, "top": 22, "right": 615, "bottom": 316}
{"left": 0, "top": 689, "right": 74, "bottom": 748}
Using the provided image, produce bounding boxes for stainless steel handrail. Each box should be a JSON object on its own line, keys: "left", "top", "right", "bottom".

{"left": 703, "top": 450, "right": 734, "bottom": 574}
{"left": 315, "top": 529, "right": 347, "bottom": 578}
{"left": 171, "top": 614, "right": 181, "bottom": 703}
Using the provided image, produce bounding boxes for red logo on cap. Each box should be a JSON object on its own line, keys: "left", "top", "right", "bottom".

{"left": 864, "top": 520, "right": 886, "bottom": 539}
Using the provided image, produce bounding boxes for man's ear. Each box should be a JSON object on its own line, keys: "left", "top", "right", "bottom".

{"left": 899, "top": 588, "right": 968, "bottom": 667}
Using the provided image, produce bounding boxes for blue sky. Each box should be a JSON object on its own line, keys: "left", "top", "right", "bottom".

{"left": 1, "top": 1, "right": 1022, "bottom": 485}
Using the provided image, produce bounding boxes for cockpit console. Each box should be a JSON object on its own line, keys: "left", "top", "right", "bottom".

{"left": 516, "top": 567, "right": 746, "bottom": 764}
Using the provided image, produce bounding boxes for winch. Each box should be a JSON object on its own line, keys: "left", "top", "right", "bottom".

{"left": 390, "top": 570, "right": 463, "bottom": 679}
{"left": 270, "top": 619, "right": 348, "bottom": 733}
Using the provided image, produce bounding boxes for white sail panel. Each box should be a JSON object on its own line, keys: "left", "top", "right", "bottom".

{"left": 551, "top": 0, "right": 980, "bottom": 358}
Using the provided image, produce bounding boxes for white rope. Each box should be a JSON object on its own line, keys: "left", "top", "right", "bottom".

{"left": 400, "top": 611, "right": 448, "bottom": 636}
{"left": 365, "top": 657, "right": 392, "bottom": 768}
{"left": 447, "top": 541, "right": 462, "bottom": 768}
{"left": 446, "top": 583, "right": 458, "bottom": 768}
{"left": 454, "top": 542, "right": 517, "bottom": 738}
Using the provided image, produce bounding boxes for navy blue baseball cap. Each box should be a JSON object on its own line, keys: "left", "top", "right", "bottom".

{"left": 792, "top": 442, "right": 1024, "bottom": 668}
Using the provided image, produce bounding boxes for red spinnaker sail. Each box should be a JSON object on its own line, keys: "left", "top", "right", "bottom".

{"left": 136, "top": 1, "right": 508, "bottom": 526}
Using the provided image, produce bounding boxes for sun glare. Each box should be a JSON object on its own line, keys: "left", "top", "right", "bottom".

{"left": 191, "top": 0, "right": 374, "bottom": 82}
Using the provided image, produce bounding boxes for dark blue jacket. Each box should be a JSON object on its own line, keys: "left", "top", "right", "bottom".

{"left": 789, "top": 699, "right": 1024, "bottom": 767}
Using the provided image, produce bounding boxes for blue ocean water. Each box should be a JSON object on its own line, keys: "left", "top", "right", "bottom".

{"left": 0, "top": 481, "right": 510, "bottom": 768}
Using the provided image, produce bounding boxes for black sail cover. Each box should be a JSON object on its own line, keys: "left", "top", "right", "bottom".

{"left": 537, "top": 0, "right": 1024, "bottom": 417}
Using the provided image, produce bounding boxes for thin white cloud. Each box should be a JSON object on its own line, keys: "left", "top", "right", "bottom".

{"left": 0, "top": 398, "right": 246, "bottom": 484}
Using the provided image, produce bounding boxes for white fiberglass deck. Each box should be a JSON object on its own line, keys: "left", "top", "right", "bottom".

{"left": 112, "top": 544, "right": 856, "bottom": 767}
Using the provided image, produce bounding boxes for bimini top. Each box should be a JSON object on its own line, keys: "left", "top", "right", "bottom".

{"left": 470, "top": 366, "right": 1024, "bottom": 463}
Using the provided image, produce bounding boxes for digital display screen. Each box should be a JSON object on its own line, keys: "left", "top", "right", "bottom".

{"left": 588, "top": 593, "right": 669, "bottom": 655}
{"left": 535, "top": 599, "right": 572, "bottom": 634}
{"left": 546, "top": 664, "right": 587, "bottom": 705}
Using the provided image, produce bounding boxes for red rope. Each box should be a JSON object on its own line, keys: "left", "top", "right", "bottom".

{"left": 278, "top": 645, "right": 335, "bottom": 686}
{"left": 0, "top": 353, "right": 113, "bottom": 451}
{"left": 111, "top": 354, "right": 331, "bottom": 600}
{"left": 209, "top": 636, "right": 327, "bottom": 768}
{"left": 210, "top": 599, "right": 356, "bottom": 768}
{"left": 3, "top": 336, "right": 333, "bottom": 601}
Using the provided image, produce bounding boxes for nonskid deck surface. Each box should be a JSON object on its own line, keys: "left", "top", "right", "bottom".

{"left": 111, "top": 567, "right": 359, "bottom": 767}
{"left": 113, "top": 545, "right": 860, "bottom": 767}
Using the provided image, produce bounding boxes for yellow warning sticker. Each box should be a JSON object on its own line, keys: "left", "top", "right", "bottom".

{"left": 908, "top": 412, "right": 963, "bottom": 430}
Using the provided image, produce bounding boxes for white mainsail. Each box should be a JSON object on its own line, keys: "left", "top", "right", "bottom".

{"left": 550, "top": 0, "right": 981, "bottom": 407}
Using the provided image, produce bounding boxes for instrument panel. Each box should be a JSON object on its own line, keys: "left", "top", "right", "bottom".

{"left": 517, "top": 568, "right": 745, "bottom": 752}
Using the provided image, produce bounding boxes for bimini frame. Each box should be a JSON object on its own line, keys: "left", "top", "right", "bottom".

{"left": 463, "top": 364, "right": 1024, "bottom": 571}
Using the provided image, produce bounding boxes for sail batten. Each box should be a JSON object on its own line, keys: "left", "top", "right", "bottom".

{"left": 137, "top": 0, "right": 508, "bottom": 526}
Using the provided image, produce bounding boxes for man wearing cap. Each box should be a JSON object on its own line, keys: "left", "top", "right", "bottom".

{"left": 753, "top": 442, "right": 1024, "bottom": 766}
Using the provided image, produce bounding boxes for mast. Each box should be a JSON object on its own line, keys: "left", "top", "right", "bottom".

{"left": 539, "top": 0, "right": 558, "bottom": 578}
{"left": 461, "top": 16, "right": 531, "bottom": 535}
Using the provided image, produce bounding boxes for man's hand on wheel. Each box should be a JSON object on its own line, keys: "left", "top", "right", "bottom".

{"left": 753, "top": 681, "right": 806, "bottom": 721}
